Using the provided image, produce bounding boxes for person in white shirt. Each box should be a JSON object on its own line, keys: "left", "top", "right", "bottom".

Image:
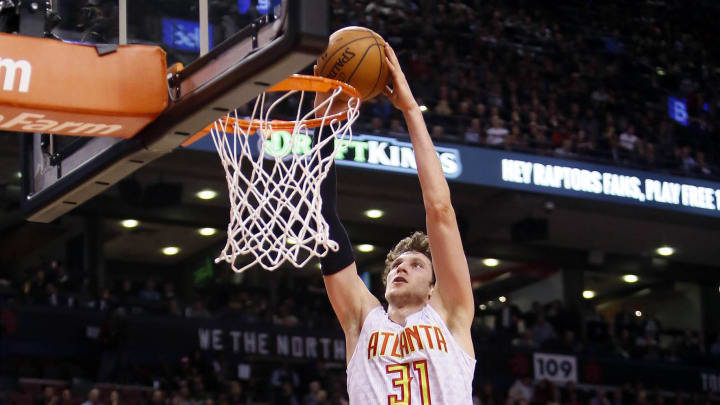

{"left": 486, "top": 115, "right": 509, "bottom": 145}
{"left": 619, "top": 125, "right": 638, "bottom": 152}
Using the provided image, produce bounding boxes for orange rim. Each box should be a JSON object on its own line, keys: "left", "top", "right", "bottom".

{"left": 182, "top": 75, "right": 360, "bottom": 146}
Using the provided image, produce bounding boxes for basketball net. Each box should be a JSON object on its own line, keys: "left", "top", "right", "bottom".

{"left": 208, "top": 75, "right": 360, "bottom": 272}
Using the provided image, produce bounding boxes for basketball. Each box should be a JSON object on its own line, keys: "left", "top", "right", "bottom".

{"left": 317, "top": 26, "right": 391, "bottom": 101}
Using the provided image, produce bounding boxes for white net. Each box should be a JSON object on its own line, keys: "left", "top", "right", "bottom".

{"left": 209, "top": 82, "right": 360, "bottom": 272}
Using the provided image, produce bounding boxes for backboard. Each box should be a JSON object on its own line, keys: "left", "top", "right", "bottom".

{"left": 18, "top": 0, "right": 328, "bottom": 222}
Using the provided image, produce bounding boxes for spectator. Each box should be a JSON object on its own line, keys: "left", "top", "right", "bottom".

{"left": 272, "top": 302, "right": 300, "bottom": 328}
{"left": 177, "top": 382, "right": 192, "bottom": 405}
{"left": 495, "top": 300, "right": 522, "bottom": 334}
{"left": 303, "top": 381, "right": 322, "bottom": 405}
{"left": 431, "top": 125, "right": 446, "bottom": 140}
{"left": 532, "top": 314, "right": 556, "bottom": 347}
{"left": 273, "top": 382, "right": 300, "bottom": 405}
{"left": 164, "top": 282, "right": 176, "bottom": 300}
{"left": 464, "top": 118, "right": 483, "bottom": 145}
{"left": 24, "top": 269, "right": 48, "bottom": 303}
{"left": 612, "top": 328, "right": 634, "bottom": 359}
{"left": 53, "top": 263, "right": 72, "bottom": 291}
{"left": 81, "top": 389, "right": 101, "bottom": 405}
{"left": 636, "top": 389, "right": 650, "bottom": 405}
{"left": 387, "top": 119, "right": 406, "bottom": 138}
{"left": 679, "top": 329, "right": 705, "bottom": 360}
{"left": 710, "top": 334, "right": 720, "bottom": 357}
{"left": 486, "top": 115, "right": 509, "bottom": 146}
{"left": 59, "top": 390, "right": 73, "bottom": 405}
{"left": 478, "top": 382, "right": 502, "bottom": 405}
{"left": 614, "top": 306, "right": 635, "bottom": 337}
{"left": 554, "top": 138, "right": 575, "bottom": 157}
{"left": 109, "top": 391, "right": 120, "bottom": 405}
{"left": 93, "top": 288, "right": 116, "bottom": 312}
{"left": 35, "top": 387, "right": 58, "bottom": 405}
{"left": 147, "top": 390, "right": 163, "bottom": 405}
{"left": 513, "top": 330, "right": 538, "bottom": 349}
{"left": 46, "top": 284, "right": 60, "bottom": 307}
{"left": 168, "top": 299, "right": 183, "bottom": 317}
{"left": 313, "top": 390, "right": 330, "bottom": 405}
{"left": 618, "top": 125, "right": 639, "bottom": 161}
{"left": 227, "top": 381, "right": 246, "bottom": 405}
{"left": 270, "top": 363, "right": 300, "bottom": 390}
{"left": 507, "top": 377, "right": 533, "bottom": 405}
{"left": 117, "top": 279, "right": 134, "bottom": 311}
{"left": 558, "top": 330, "right": 583, "bottom": 354}
{"left": 640, "top": 311, "right": 662, "bottom": 339}
{"left": 186, "top": 300, "right": 211, "bottom": 318}
{"left": 612, "top": 388, "right": 623, "bottom": 405}
{"left": 507, "top": 125, "right": 528, "bottom": 151}
{"left": 370, "top": 116, "right": 386, "bottom": 136}
{"left": 139, "top": 280, "right": 161, "bottom": 301}
{"left": 695, "top": 151, "right": 712, "bottom": 176}
{"left": 679, "top": 146, "right": 697, "bottom": 174}
{"left": 591, "top": 390, "right": 612, "bottom": 405}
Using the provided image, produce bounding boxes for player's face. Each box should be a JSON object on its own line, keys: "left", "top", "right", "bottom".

{"left": 385, "top": 251, "right": 434, "bottom": 304}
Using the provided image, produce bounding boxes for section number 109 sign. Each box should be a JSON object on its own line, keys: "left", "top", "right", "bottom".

{"left": 533, "top": 353, "right": 578, "bottom": 383}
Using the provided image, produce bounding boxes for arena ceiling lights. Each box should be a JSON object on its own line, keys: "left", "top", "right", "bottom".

{"left": 655, "top": 246, "right": 675, "bottom": 256}
{"left": 198, "top": 228, "right": 217, "bottom": 236}
{"left": 482, "top": 258, "right": 499, "bottom": 267}
{"left": 121, "top": 219, "right": 139, "bottom": 228}
{"left": 622, "top": 274, "right": 639, "bottom": 283}
{"left": 583, "top": 290, "right": 596, "bottom": 299}
{"left": 364, "top": 209, "right": 384, "bottom": 219}
{"left": 195, "top": 189, "right": 218, "bottom": 200}
{"left": 357, "top": 244, "right": 375, "bottom": 253}
{"left": 162, "top": 246, "right": 180, "bottom": 256}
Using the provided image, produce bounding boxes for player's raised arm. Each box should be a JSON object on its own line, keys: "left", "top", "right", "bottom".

{"left": 313, "top": 69, "right": 380, "bottom": 345}
{"left": 383, "top": 44, "right": 475, "bottom": 333}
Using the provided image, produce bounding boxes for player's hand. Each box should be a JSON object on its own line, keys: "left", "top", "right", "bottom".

{"left": 383, "top": 43, "right": 419, "bottom": 113}
{"left": 313, "top": 65, "right": 345, "bottom": 118}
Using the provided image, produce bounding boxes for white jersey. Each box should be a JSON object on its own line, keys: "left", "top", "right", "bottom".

{"left": 347, "top": 304, "right": 475, "bottom": 404}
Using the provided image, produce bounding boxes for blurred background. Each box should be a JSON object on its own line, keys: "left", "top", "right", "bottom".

{"left": 1, "top": 0, "right": 720, "bottom": 405}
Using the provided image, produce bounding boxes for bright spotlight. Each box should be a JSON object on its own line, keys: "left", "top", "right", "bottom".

{"left": 656, "top": 246, "right": 675, "bottom": 256}
{"left": 364, "top": 209, "right": 384, "bottom": 219}
{"left": 198, "top": 228, "right": 217, "bottom": 236}
{"left": 121, "top": 219, "right": 139, "bottom": 228}
{"left": 196, "top": 189, "right": 217, "bottom": 200}
{"left": 357, "top": 244, "right": 375, "bottom": 253}
{"left": 583, "top": 290, "right": 596, "bottom": 299}
{"left": 162, "top": 246, "right": 180, "bottom": 256}
{"left": 482, "top": 258, "right": 499, "bottom": 267}
{"left": 622, "top": 274, "right": 639, "bottom": 283}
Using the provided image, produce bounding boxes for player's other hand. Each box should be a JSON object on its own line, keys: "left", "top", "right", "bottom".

{"left": 383, "top": 43, "right": 419, "bottom": 113}
{"left": 313, "top": 65, "right": 346, "bottom": 118}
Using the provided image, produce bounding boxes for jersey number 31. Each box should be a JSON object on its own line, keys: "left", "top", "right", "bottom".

{"left": 385, "top": 360, "right": 431, "bottom": 405}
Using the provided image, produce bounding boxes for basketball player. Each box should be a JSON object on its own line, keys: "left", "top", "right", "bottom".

{"left": 314, "top": 43, "right": 475, "bottom": 404}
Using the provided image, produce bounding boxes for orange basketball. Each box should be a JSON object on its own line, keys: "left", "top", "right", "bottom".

{"left": 317, "top": 26, "right": 391, "bottom": 101}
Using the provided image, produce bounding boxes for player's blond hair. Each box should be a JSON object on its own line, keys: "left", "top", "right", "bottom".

{"left": 382, "top": 231, "right": 435, "bottom": 286}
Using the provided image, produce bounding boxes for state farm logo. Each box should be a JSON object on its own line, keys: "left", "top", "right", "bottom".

{"left": 0, "top": 57, "right": 32, "bottom": 93}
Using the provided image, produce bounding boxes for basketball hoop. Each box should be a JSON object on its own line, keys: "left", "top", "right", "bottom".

{"left": 204, "top": 74, "right": 361, "bottom": 272}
